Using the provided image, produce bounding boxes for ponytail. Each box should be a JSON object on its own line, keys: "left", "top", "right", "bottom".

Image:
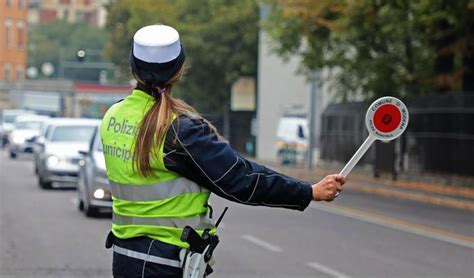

{"left": 132, "top": 66, "right": 220, "bottom": 177}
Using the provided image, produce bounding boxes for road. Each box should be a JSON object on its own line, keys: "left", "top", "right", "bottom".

{"left": 0, "top": 150, "right": 473, "bottom": 278}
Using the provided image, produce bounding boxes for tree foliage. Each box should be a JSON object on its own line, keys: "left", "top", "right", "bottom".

{"left": 28, "top": 21, "right": 107, "bottom": 80}
{"left": 263, "top": 0, "right": 474, "bottom": 100}
{"left": 104, "top": 0, "right": 259, "bottom": 114}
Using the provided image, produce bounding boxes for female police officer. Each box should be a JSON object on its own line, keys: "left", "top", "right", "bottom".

{"left": 100, "top": 24, "right": 345, "bottom": 277}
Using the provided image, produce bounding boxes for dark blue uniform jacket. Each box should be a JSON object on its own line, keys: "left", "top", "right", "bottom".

{"left": 163, "top": 115, "right": 313, "bottom": 211}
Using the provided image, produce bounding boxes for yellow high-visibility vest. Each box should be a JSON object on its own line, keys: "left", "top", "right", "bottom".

{"left": 100, "top": 89, "right": 215, "bottom": 248}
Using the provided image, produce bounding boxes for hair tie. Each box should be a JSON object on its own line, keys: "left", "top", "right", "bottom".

{"left": 157, "top": 87, "right": 167, "bottom": 94}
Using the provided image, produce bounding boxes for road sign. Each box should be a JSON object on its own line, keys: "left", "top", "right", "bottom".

{"left": 339, "top": 96, "right": 409, "bottom": 178}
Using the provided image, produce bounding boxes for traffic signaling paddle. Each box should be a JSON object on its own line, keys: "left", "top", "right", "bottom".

{"left": 337, "top": 96, "right": 409, "bottom": 196}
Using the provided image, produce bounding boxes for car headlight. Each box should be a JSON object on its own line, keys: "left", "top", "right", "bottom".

{"left": 93, "top": 189, "right": 105, "bottom": 199}
{"left": 47, "top": 155, "right": 60, "bottom": 166}
{"left": 12, "top": 136, "right": 25, "bottom": 144}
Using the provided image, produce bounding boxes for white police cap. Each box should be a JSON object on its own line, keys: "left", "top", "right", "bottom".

{"left": 133, "top": 24, "right": 182, "bottom": 63}
{"left": 130, "top": 24, "right": 185, "bottom": 85}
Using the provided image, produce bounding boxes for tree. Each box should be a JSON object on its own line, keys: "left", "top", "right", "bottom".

{"left": 28, "top": 21, "right": 108, "bottom": 81}
{"left": 103, "top": 0, "right": 259, "bottom": 115}
{"left": 263, "top": 0, "right": 474, "bottom": 100}
{"left": 102, "top": 0, "right": 134, "bottom": 81}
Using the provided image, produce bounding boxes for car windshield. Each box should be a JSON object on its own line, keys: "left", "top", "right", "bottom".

{"left": 15, "top": 121, "right": 42, "bottom": 130}
{"left": 50, "top": 126, "right": 96, "bottom": 142}
{"left": 3, "top": 115, "right": 17, "bottom": 123}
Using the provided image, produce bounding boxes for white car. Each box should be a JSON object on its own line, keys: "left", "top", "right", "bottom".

{"left": 36, "top": 118, "right": 101, "bottom": 189}
{"left": 275, "top": 116, "right": 309, "bottom": 165}
{"left": 1, "top": 109, "right": 36, "bottom": 147}
{"left": 8, "top": 115, "right": 50, "bottom": 158}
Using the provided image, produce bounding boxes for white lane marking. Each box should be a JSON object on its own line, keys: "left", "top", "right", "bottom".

{"left": 311, "top": 204, "right": 474, "bottom": 249}
{"left": 306, "top": 261, "right": 351, "bottom": 278}
{"left": 241, "top": 234, "right": 283, "bottom": 252}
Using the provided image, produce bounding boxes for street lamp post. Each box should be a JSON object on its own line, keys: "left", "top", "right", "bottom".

{"left": 306, "top": 71, "right": 321, "bottom": 171}
{"left": 58, "top": 48, "right": 64, "bottom": 79}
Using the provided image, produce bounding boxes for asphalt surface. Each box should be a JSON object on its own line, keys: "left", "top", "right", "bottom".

{"left": 0, "top": 150, "right": 473, "bottom": 278}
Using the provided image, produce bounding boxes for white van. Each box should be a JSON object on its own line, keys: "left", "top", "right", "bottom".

{"left": 275, "top": 116, "right": 309, "bottom": 165}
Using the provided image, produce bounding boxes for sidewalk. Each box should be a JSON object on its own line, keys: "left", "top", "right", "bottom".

{"left": 262, "top": 161, "right": 474, "bottom": 212}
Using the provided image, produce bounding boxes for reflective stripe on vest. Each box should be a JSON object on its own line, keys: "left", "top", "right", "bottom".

{"left": 113, "top": 245, "right": 181, "bottom": 268}
{"left": 112, "top": 184, "right": 210, "bottom": 218}
{"left": 110, "top": 176, "right": 215, "bottom": 248}
{"left": 112, "top": 212, "right": 214, "bottom": 230}
{"left": 110, "top": 177, "right": 205, "bottom": 202}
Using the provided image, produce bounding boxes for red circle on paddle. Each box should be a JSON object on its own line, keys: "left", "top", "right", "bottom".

{"left": 373, "top": 104, "right": 401, "bottom": 133}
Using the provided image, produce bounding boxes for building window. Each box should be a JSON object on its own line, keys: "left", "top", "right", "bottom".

{"left": 6, "top": 0, "right": 12, "bottom": 8}
{"left": 19, "top": 0, "right": 25, "bottom": 9}
{"left": 39, "top": 9, "right": 58, "bottom": 22}
{"left": 84, "top": 11, "right": 96, "bottom": 25}
{"left": 75, "top": 11, "right": 83, "bottom": 21}
{"left": 16, "top": 66, "right": 24, "bottom": 80}
{"left": 5, "top": 19, "right": 13, "bottom": 48}
{"left": 63, "top": 9, "right": 69, "bottom": 20}
{"left": 4, "top": 64, "right": 12, "bottom": 81}
{"left": 17, "top": 20, "right": 25, "bottom": 48}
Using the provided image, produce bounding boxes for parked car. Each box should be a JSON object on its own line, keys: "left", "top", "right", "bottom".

{"left": 8, "top": 115, "right": 50, "bottom": 158}
{"left": 0, "top": 109, "right": 36, "bottom": 148}
{"left": 275, "top": 116, "right": 309, "bottom": 165}
{"left": 36, "top": 118, "right": 100, "bottom": 189}
{"left": 77, "top": 127, "right": 112, "bottom": 217}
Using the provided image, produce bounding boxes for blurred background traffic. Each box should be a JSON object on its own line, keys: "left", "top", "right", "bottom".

{"left": 0, "top": 0, "right": 473, "bottom": 277}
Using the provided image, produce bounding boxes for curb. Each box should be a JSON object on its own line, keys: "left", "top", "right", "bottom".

{"left": 316, "top": 168, "right": 474, "bottom": 200}
{"left": 347, "top": 183, "right": 474, "bottom": 212}
{"left": 262, "top": 162, "right": 474, "bottom": 212}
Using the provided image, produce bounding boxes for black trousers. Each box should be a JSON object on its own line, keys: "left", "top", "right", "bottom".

{"left": 112, "top": 236, "right": 183, "bottom": 278}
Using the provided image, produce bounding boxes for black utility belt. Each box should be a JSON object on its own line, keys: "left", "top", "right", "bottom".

{"left": 105, "top": 229, "right": 217, "bottom": 276}
{"left": 106, "top": 207, "right": 228, "bottom": 277}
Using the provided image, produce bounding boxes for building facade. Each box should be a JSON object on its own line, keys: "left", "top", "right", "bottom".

{"left": 256, "top": 5, "right": 345, "bottom": 163}
{"left": 0, "top": 0, "right": 28, "bottom": 81}
{"left": 256, "top": 31, "right": 311, "bottom": 162}
{"left": 28, "top": 0, "right": 108, "bottom": 28}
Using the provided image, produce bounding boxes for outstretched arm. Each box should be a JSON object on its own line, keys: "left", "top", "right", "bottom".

{"left": 164, "top": 116, "right": 344, "bottom": 211}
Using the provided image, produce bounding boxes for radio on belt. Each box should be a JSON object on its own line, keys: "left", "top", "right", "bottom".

{"left": 338, "top": 96, "right": 409, "bottom": 182}
{"left": 180, "top": 207, "right": 228, "bottom": 278}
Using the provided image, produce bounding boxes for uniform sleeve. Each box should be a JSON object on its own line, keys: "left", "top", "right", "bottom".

{"left": 163, "top": 116, "right": 313, "bottom": 211}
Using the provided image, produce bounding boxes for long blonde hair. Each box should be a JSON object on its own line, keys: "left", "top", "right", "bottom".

{"left": 132, "top": 67, "right": 195, "bottom": 177}
{"left": 132, "top": 67, "right": 220, "bottom": 177}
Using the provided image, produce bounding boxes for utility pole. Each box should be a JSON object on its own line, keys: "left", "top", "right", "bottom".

{"left": 58, "top": 48, "right": 64, "bottom": 79}
{"left": 306, "top": 71, "right": 320, "bottom": 171}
